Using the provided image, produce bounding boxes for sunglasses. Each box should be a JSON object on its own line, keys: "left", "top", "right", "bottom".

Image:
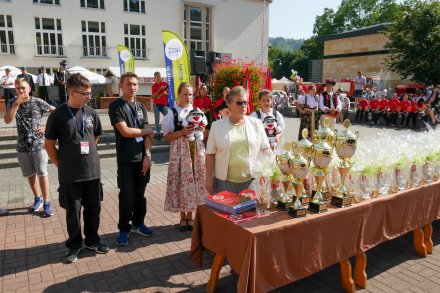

{"left": 235, "top": 101, "right": 249, "bottom": 106}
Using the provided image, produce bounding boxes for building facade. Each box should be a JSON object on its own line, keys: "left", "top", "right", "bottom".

{"left": 0, "top": 0, "right": 270, "bottom": 76}
{"left": 321, "top": 23, "right": 408, "bottom": 89}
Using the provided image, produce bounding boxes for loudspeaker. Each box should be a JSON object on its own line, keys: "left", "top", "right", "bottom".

{"left": 207, "top": 51, "right": 221, "bottom": 64}
{"left": 190, "top": 50, "right": 206, "bottom": 74}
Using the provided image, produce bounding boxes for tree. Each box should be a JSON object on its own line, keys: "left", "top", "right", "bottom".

{"left": 385, "top": 0, "right": 440, "bottom": 85}
{"left": 268, "top": 48, "right": 308, "bottom": 80}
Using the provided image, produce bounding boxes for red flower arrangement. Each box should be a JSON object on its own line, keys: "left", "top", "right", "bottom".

{"left": 212, "top": 58, "right": 263, "bottom": 111}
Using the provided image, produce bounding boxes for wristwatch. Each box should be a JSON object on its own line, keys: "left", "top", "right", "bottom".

{"left": 145, "top": 152, "right": 151, "bottom": 158}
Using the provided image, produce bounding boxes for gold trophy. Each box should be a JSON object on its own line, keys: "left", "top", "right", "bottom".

{"left": 331, "top": 119, "right": 359, "bottom": 207}
{"left": 288, "top": 132, "right": 312, "bottom": 218}
{"left": 313, "top": 117, "right": 335, "bottom": 201}
{"left": 275, "top": 143, "right": 295, "bottom": 210}
{"left": 308, "top": 130, "right": 334, "bottom": 213}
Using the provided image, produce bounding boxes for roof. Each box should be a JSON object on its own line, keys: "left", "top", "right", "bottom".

{"left": 320, "top": 23, "right": 392, "bottom": 41}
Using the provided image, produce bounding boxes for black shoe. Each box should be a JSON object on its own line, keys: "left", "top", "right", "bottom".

{"left": 85, "top": 242, "right": 110, "bottom": 254}
{"left": 155, "top": 133, "right": 162, "bottom": 140}
{"left": 65, "top": 247, "right": 81, "bottom": 263}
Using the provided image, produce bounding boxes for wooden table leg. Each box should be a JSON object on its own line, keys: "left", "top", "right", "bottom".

{"left": 413, "top": 227, "right": 427, "bottom": 257}
{"left": 340, "top": 259, "right": 355, "bottom": 293}
{"left": 423, "top": 223, "right": 433, "bottom": 254}
{"left": 206, "top": 254, "right": 225, "bottom": 293}
{"left": 354, "top": 253, "right": 367, "bottom": 288}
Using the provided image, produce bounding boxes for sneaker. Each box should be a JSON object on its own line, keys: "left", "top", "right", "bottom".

{"left": 85, "top": 242, "right": 110, "bottom": 254}
{"left": 131, "top": 224, "right": 153, "bottom": 237}
{"left": 30, "top": 197, "right": 43, "bottom": 212}
{"left": 43, "top": 202, "right": 53, "bottom": 217}
{"left": 65, "top": 247, "right": 81, "bottom": 264}
{"left": 0, "top": 209, "right": 9, "bottom": 217}
{"left": 116, "top": 231, "right": 129, "bottom": 246}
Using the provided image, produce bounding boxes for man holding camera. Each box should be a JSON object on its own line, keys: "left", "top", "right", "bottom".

{"left": 4, "top": 78, "right": 55, "bottom": 217}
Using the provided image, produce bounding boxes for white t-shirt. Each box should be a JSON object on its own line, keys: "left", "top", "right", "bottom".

{"left": 161, "top": 104, "right": 194, "bottom": 136}
{"left": 1, "top": 75, "right": 15, "bottom": 89}
{"left": 355, "top": 76, "right": 367, "bottom": 90}
{"left": 250, "top": 109, "right": 285, "bottom": 131}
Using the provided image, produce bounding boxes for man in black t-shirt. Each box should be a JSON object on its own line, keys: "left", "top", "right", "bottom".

{"left": 108, "top": 72, "right": 155, "bottom": 246}
{"left": 45, "top": 73, "right": 109, "bottom": 263}
{"left": 4, "top": 78, "right": 55, "bottom": 217}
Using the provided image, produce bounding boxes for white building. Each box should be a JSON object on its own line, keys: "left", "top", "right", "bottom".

{"left": 0, "top": 0, "right": 271, "bottom": 81}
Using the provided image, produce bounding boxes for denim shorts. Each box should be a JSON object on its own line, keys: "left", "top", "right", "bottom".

{"left": 17, "top": 150, "right": 49, "bottom": 177}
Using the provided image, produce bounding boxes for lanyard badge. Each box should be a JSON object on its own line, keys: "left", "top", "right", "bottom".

{"left": 66, "top": 104, "right": 89, "bottom": 154}
{"left": 121, "top": 98, "right": 144, "bottom": 143}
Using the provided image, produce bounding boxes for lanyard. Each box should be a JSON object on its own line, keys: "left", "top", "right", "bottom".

{"left": 120, "top": 98, "right": 139, "bottom": 128}
{"left": 66, "top": 104, "right": 85, "bottom": 140}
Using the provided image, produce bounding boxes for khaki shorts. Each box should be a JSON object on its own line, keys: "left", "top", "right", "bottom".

{"left": 17, "top": 150, "right": 49, "bottom": 177}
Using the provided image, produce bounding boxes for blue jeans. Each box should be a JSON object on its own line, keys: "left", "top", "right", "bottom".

{"left": 153, "top": 104, "right": 169, "bottom": 135}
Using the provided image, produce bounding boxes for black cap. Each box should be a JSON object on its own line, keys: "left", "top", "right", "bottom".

{"left": 59, "top": 60, "right": 67, "bottom": 67}
{"left": 19, "top": 66, "right": 26, "bottom": 70}
{"left": 325, "top": 79, "right": 336, "bottom": 86}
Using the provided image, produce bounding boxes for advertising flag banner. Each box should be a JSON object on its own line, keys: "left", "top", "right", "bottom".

{"left": 162, "top": 30, "right": 190, "bottom": 108}
{"left": 117, "top": 45, "right": 135, "bottom": 76}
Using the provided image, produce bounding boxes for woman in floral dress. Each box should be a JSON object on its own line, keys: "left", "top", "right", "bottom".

{"left": 162, "top": 82, "right": 208, "bottom": 231}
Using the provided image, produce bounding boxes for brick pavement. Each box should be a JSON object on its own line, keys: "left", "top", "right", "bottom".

{"left": 1, "top": 114, "right": 440, "bottom": 292}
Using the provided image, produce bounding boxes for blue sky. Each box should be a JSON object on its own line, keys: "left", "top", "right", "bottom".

{"left": 269, "top": 0, "right": 341, "bottom": 39}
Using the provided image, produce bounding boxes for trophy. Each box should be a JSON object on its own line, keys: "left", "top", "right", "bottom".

{"left": 296, "top": 129, "right": 314, "bottom": 205}
{"left": 308, "top": 130, "right": 334, "bottom": 213}
{"left": 331, "top": 119, "right": 359, "bottom": 207}
{"left": 288, "top": 133, "right": 312, "bottom": 218}
{"left": 275, "top": 143, "right": 295, "bottom": 210}
{"left": 313, "top": 117, "right": 335, "bottom": 201}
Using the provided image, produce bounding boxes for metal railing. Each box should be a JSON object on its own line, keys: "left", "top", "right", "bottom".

{"left": 82, "top": 46, "right": 107, "bottom": 57}
{"left": 35, "top": 44, "right": 64, "bottom": 56}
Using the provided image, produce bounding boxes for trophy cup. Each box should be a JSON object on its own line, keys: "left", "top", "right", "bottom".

{"left": 308, "top": 130, "right": 334, "bottom": 213}
{"left": 276, "top": 143, "right": 295, "bottom": 210}
{"left": 288, "top": 134, "right": 312, "bottom": 218}
{"left": 298, "top": 128, "right": 314, "bottom": 161}
{"left": 313, "top": 117, "right": 335, "bottom": 201}
{"left": 331, "top": 119, "right": 359, "bottom": 207}
{"left": 293, "top": 128, "right": 313, "bottom": 206}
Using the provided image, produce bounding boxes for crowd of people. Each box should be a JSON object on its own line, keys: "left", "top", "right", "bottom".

{"left": 1, "top": 67, "right": 439, "bottom": 265}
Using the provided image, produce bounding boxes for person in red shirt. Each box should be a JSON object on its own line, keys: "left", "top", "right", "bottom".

{"left": 398, "top": 94, "right": 411, "bottom": 127}
{"left": 213, "top": 87, "right": 230, "bottom": 120}
{"left": 193, "top": 84, "right": 214, "bottom": 127}
{"left": 368, "top": 95, "right": 379, "bottom": 125}
{"left": 373, "top": 92, "right": 389, "bottom": 125}
{"left": 355, "top": 95, "right": 369, "bottom": 123}
{"left": 151, "top": 72, "right": 169, "bottom": 140}
{"left": 388, "top": 94, "right": 401, "bottom": 126}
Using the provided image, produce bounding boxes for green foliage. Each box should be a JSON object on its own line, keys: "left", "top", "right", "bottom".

{"left": 213, "top": 60, "right": 263, "bottom": 110}
{"left": 269, "top": 37, "right": 305, "bottom": 51}
{"left": 385, "top": 0, "right": 440, "bottom": 85}
{"left": 314, "top": 0, "right": 403, "bottom": 36}
{"left": 268, "top": 48, "right": 308, "bottom": 81}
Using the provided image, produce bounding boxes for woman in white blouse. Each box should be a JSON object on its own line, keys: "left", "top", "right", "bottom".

{"left": 205, "top": 86, "right": 271, "bottom": 194}
{"left": 162, "top": 82, "right": 208, "bottom": 231}
{"left": 294, "top": 85, "right": 318, "bottom": 141}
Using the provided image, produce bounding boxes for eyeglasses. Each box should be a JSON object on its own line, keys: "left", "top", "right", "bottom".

{"left": 73, "top": 90, "right": 92, "bottom": 98}
{"left": 234, "top": 101, "right": 249, "bottom": 106}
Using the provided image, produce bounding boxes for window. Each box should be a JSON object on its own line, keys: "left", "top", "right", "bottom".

{"left": 183, "top": 4, "right": 211, "bottom": 52}
{"left": 124, "top": 24, "right": 146, "bottom": 59}
{"left": 80, "top": 0, "right": 104, "bottom": 9}
{"left": 0, "top": 15, "right": 14, "bottom": 54}
{"left": 35, "top": 17, "right": 63, "bottom": 56}
{"left": 82, "top": 21, "right": 106, "bottom": 56}
{"left": 123, "top": 0, "right": 145, "bottom": 13}
{"left": 33, "top": 0, "right": 60, "bottom": 4}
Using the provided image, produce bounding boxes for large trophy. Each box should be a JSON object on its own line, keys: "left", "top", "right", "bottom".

{"left": 275, "top": 143, "right": 295, "bottom": 210}
{"left": 309, "top": 129, "right": 334, "bottom": 213}
{"left": 288, "top": 131, "right": 312, "bottom": 218}
{"left": 313, "top": 117, "right": 336, "bottom": 201}
{"left": 331, "top": 119, "right": 359, "bottom": 207}
{"left": 294, "top": 128, "right": 313, "bottom": 206}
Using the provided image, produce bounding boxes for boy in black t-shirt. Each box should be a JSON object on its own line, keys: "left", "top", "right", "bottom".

{"left": 45, "top": 73, "right": 109, "bottom": 263}
{"left": 108, "top": 73, "right": 155, "bottom": 246}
